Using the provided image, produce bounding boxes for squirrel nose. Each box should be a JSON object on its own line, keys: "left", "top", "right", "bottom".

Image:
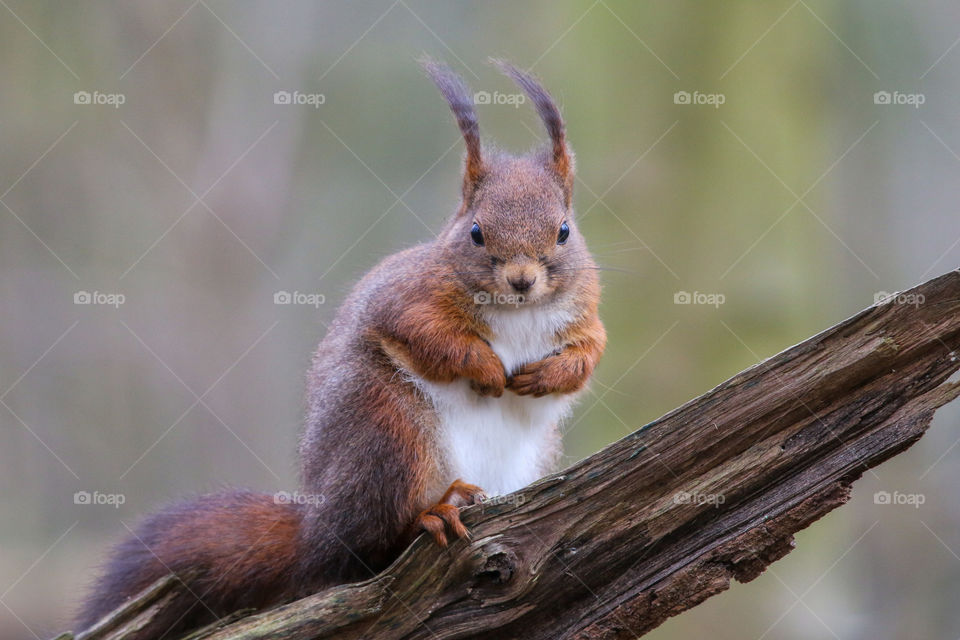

{"left": 508, "top": 275, "right": 536, "bottom": 293}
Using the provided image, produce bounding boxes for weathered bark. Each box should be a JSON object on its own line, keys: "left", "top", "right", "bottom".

{"left": 71, "top": 573, "right": 199, "bottom": 640}
{"left": 63, "top": 271, "right": 960, "bottom": 640}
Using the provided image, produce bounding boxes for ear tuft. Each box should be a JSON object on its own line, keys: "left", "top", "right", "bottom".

{"left": 491, "top": 59, "right": 573, "bottom": 206}
{"left": 420, "top": 56, "right": 484, "bottom": 202}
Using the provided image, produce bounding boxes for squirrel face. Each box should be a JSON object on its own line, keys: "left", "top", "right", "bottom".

{"left": 444, "top": 154, "right": 587, "bottom": 305}
{"left": 424, "top": 58, "right": 588, "bottom": 307}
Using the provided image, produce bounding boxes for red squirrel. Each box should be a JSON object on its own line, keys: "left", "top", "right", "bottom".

{"left": 77, "top": 59, "right": 605, "bottom": 639}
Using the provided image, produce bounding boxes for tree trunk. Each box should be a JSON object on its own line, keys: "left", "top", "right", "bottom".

{"left": 66, "top": 270, "right": 960, "bottom": 640}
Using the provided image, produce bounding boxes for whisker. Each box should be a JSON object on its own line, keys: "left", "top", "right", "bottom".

{"left": 588, "top": 239, "right": 643, "bottom": 250}
{"left": 549, "top": 265, "right": 637, "bottom": 275}
{"left": 592, "top": 247, "right": 646, "bottom": 257}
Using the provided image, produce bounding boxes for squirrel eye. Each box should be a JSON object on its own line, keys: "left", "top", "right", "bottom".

{"left": 557, "top": 221, "right": 570, "bottom": 245}
{"left": 470, "top": 222, "right": 484, "bottom": 246}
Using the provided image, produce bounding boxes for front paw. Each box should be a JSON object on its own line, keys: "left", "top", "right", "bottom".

{"left": 465, "top": 344, "right": 506, "bottom": 397}
{"left": 470, "top": 377, "right": 505, "bottom": 397}
{"left": 508, "top": 353, "right": 586, "bottom": 397}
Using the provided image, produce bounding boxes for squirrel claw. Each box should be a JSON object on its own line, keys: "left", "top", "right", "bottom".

{"left": 470, "top": 379, "right": 504, "bottom": 397}
{"left": 416, "top": 479, "right": 486, "bottom": 547}
{"left": 507, "top": 371, "right": 549, "bottom": 397}
{"left": 417, "top": 511, "right": 450, "bottom": 547}
{"left": 416, "top": 503, "right": 468, "bottom": 547}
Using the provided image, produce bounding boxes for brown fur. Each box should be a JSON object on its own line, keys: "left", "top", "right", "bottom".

{"left": 77, "top": 490, "right": 302, "bottom": 638}
{"left": 77, "top": 60, "right": 604, "bottom": 639}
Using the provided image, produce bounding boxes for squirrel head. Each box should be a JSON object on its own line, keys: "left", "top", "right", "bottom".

{"left": 423, "top": 58, "right": 589, "bottom": 306}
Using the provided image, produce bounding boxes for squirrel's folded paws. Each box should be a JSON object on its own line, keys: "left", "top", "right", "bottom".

{"left": 508, "top": 353, "right": 586, "bottom": 397}
{"left": 465, "top": 344, "right": 506, "bottom": 397}
{"left": 469, "top": 377, "right": 505, "bottom": 397}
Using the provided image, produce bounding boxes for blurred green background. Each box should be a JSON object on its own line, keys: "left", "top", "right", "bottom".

{"left": 2, "top": 1, "right": 959, "bottom": 638}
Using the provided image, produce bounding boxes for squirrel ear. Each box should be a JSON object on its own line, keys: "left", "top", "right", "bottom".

{"left": 491, "top": 59, "right": 574, "bottom": 207}
{"left": 420, "top": 57, "right": 484, "bottom": 204}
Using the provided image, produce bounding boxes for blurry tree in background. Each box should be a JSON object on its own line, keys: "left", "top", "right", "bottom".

{"left": 1, "top": 1, "right": 958, "bottom": 638}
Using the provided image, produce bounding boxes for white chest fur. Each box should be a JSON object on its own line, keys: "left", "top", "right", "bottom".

{"left": 414, "top": 305, "right": 577, "bottom": 498}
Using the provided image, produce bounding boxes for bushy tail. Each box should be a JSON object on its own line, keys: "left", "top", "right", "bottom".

{"left": 76, "top": 489, "right": 302, "bottom": 640}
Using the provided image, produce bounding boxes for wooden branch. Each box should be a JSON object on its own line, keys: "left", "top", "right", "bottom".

{"left": 63, "top": 271, "right": 960, "bottom": 640}
{"left": 70, "top": 573, "right": 194, "bottom": 640}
